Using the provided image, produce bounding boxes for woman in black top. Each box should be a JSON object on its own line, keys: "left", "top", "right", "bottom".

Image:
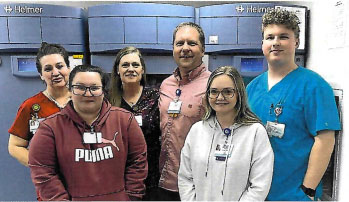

{"left": 109, "top": 46, "right": 160, "bottom": 201}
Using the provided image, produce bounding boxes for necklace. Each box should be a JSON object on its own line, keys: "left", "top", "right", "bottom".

{"left": 43, "top": 90, "right": 71, "bottom": 109}
{"left": 123, "top": 86, "right": 143, "bottom": 107}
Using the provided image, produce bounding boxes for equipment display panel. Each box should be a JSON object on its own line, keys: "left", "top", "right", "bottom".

{"left": 234, "top": 56, "right": 268, "bottom": 77}
{"left": 11, "top": 56, "right": 38, "bottom": 77}
{"left": 240, "top": 58, "right": 264, "bottom": 72}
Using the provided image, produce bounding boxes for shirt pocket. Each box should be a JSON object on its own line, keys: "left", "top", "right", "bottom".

{"left": 180, "top": 91, "right": 205, "bottom": 118}
{"left": 280, "top": 95, "right": 304, "bottom": 130}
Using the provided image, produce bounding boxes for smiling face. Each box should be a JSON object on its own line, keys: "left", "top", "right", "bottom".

{"left": 118, "top": 53, "right": 144, "bottom": 85}
{"left": 39, "top": 54, "right": 70, "bottom": 88}
{"left": 71, "top": 72, "right": 104, "bottom": 116}
{"left": 208, "top": 74, "right": 238, "bottom": 116}
{"left": 262, "top": 24, "right": 299, "bottom": 67}
{"left": 173, "top": 26, "right": 204, "bottom": 74}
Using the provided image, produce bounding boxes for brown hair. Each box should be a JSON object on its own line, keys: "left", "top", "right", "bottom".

{"left": 262, "top": 9, "right": 301, "bottom": 39}
{"left": 109, "top": 46, "right": 146, "bottom": 107}
{"left": 36, "top": 42, "right": 70, "bottom": 75}
{"left": 173, "top": 22, "right": 205, "bottom": 51}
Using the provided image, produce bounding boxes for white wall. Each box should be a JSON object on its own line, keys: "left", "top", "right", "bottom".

{"left": 306, "top": 0, "right": 348, "bottom": 200}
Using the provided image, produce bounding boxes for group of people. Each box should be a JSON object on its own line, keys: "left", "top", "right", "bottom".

{"left": 7, "top": 9, "right": 340, "bottom": 201}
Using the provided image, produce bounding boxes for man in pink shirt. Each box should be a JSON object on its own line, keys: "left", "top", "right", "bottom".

{"left": 158, "top": 22, "right": 211, "bottom": 200}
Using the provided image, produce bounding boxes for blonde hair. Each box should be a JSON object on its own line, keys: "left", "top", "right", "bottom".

{"left": 203, "top": 66, "right": 260, "bottom": 125}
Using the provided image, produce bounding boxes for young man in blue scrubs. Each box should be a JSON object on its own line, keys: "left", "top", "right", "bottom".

{"left": 247, "top": 9, "right": 341, "bottom": 201}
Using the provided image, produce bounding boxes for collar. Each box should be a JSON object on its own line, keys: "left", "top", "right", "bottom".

{"left": 42, "top": 90, "right": 71, "bottom": 109}
{"left": 207, "top": 116, "right": 242, "bottom": 134}
{"left": 173, "top": 63, "right": 206, "bottom": 85}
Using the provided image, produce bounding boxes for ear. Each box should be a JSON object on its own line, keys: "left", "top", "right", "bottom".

{"left": 40, "top": 75, "right": 44, "bottom": 80}
{"left": 261, "top": 40, "right": 264, "bottom": 45}
{"left": 200, "top": 46, "right": 205, "bottom": 58}
{"left": 295, "top": 39, "right": 300, "bottom": 48}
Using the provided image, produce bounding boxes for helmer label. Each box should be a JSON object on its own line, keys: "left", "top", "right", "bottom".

{"left": 4, "top": 5, "right": 43, "bottom": 14}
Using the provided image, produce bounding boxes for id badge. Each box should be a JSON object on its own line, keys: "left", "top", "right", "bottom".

{"left": 29, "top": 118, "right": 44, "bottom": 134}
{"left": 83, "top": 132, "right": 102, "bottom": 144}
{"left": 135, "top": 115, "right": 143, "bottom": 126}
{"left": 214, "top": 143, "right": 233, "bottom": 161}
{"left": 167, "top": 100, "right": 182, "bottom": 114}
{"left": 266, "top": 121, "right": 285, "bottom": 138}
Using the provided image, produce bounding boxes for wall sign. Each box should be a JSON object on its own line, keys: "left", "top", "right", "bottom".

{"left": 235, "top": 4, "right": 275, "bottom": 14}
{"left": 3, "top": 5, "right": 43, "bottom": 14}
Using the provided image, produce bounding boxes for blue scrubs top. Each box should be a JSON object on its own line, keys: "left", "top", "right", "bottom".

{"left": 247, "top": 67, "right": 341, "bottom": 201}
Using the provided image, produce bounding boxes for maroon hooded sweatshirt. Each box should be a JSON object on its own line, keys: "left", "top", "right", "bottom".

{"left": 29, "top": 100, "right": 147, "bottom": 201}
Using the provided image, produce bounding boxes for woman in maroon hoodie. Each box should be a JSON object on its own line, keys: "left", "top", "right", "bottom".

{"left": 28, "top": 64, "right": 148, "bottom": 201}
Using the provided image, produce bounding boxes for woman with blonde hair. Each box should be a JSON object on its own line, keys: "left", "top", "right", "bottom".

{"left": 178, "top": 66, "right": 274, "bottom": 201}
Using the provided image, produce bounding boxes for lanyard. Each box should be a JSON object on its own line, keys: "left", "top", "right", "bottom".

{"left": 268, "top": 71, "right": 296, "bottom": 122}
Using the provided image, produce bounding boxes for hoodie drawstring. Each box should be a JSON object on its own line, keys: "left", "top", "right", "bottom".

{"left": 221, "top": 128, "right": 234, "bottom": 195}
{"left": 205, "top": 132, "right": 216, "bottom": 177}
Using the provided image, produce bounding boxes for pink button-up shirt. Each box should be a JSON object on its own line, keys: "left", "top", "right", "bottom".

{"left": 159, "top": 63, "right": 211, "bottom": 192}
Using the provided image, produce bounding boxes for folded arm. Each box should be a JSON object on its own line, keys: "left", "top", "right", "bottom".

{"left": 8, "top": 134, "right": 29, "bottom": 167}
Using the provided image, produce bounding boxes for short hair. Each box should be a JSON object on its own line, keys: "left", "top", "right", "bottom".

{"left": 36, "top": 42, "right": 70, "bottom": 75}
{"left": 68, "top": 64, "right": 107, "bottom": 93}
{"left": 203, "top": 66, "right": 260, "bottom": 124}
{"left": 109, "top": 46, "right": 147, "bottom": 107}
{"left": 262, "top": 9, "right": 300, "bottom": 39}
{"left": 172, "top": 22, "right": 205, "bottom": 51}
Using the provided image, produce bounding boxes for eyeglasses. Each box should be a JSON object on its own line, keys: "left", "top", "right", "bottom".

{"left": 208, "top": 88, "right": 236, "bottom": 99}
{"left": 71, "top": 85, "right": 103, "bottom": 97}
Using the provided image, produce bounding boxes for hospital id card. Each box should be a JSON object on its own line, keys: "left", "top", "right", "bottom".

{"left": 266, "top": 121, "right": 285, "bottom": 138}
{"left": 215, "top": 143, "right": 233, "bottom": 161}
{"left": 83, "top": 132, "right": 102, "bottom": 144}
{"left": 29, "top": 118, "right": 44, "bottom": 134}
{"left": 167, "top": 100, "right": 182, "bottom": 114}
{"left": 135, "top": 115, "right": 143, "bottom": 126}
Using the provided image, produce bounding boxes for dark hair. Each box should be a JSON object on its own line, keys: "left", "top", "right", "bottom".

{"left": 68, "top": 64, "right": 107, "bottom": 93}
{"left": 172, "top": 22, "right": 205, "bottom": 51}
{"left": 203, "top": 66, "right": 260, "bottom": 124}
{"left": 36, "top": 42, "right": 70, "bottom": 75}
{"left": 109, "top": 46, "right": 147, "bottom": 107}
{"left": 262, "top": 9, "right": 300, "bottom": 39}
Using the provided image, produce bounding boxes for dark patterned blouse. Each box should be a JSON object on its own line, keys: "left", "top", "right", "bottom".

{"left": 120, "top": 86, "right": 161, "bottom": 190}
